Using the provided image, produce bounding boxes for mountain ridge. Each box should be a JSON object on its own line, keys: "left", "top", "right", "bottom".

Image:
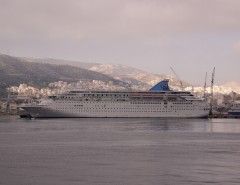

{"left": 20, "top": 57, "right": 187, "bottom": 88}
{"left": 1, "top": 53, "right": 240, "bottom": 93}
{"left": 0, "top": 54, "right": 126, "bottom": 97}
{"left": 23, "top": 57, "right": 101, "bottom": 69}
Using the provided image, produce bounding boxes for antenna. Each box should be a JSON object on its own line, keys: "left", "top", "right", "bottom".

{"left": 203, "top": 72, "right": 207, "bottom": 98}
{"left": 209, "top": 67, "right": 215, "bottom": 116}
{"left": 170, "top": 67, "right": 183, "bottom": 90}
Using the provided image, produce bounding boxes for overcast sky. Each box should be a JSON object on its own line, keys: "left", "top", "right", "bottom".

{"left": 0, "top": 0, "right": 240, "bottom": 85}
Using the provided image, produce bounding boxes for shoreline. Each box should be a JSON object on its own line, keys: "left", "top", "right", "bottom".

{"left": 0, "top": 113, "right": 239, "bottom": 119}
{"left": 0, "top": 113, "right": 18, "bottom": 117}
{"left": 209, "top": 112, "right": 240, "bottom": 119}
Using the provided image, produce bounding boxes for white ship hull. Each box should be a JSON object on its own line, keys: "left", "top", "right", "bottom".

{"left": 22, "top": 100, "right": 209, "bottom": 118}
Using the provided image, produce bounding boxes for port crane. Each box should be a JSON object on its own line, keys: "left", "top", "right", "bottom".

{"left": 203, "top": 72, "right": 207, "bottom": 98}
{"left": 170, "top": 67, "right": 183, "bottom": 90}
{"left": 209, "top": 67, "right": 215, "bottom": 116}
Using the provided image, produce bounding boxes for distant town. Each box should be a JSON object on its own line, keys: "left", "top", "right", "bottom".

{"left": 1, "top": 79, "right": 240, "bottom": 115}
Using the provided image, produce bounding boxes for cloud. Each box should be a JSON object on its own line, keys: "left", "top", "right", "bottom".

{"left": 1, "top": 0, "right": 240, "bottom": 40}
{"left": 0, "top": 0, "right": 240, "bottom": 84}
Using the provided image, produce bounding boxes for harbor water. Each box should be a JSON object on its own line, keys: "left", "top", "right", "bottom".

{"left": 0, "top": 117, "right": 240, "bottom": 185}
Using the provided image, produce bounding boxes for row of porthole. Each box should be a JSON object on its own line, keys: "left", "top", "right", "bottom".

{"left": 58, "top": 106, "right": 196, "bottom": 109}
{"left": 84, "top": 94, "right": 129, "bottom": 97}
{"left": 58, "top": 110, "right": 177, "bottom": 113}
{"left": 55, "top": 101, "right": 196, "bottom": 105}
{"left": 57, "top": 106, "right": 196, "bottom": 109}
{"left": 57, "top": 108, "right": 197, "bottom": 112}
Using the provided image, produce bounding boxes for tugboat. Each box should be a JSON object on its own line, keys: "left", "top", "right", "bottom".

{"left": 228, "top": 104, "right": 240, "bottom": 117}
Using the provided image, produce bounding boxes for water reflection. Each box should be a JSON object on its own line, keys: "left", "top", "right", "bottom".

{"left": 92, "top": 118, "right": 240, "bottom": 133}
{"left": 1, "top": 117, "right": 240, "bottom": 133}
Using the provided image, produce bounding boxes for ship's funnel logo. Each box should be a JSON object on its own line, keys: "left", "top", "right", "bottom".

{"left": 149, "top": 80, "right": 171, "bottom": 91}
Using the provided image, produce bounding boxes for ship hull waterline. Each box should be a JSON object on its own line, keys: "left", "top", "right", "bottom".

{"left": 21, "top": 107, "right": 209, "bottom": 119}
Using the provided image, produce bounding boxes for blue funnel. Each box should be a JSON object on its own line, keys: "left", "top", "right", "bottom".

{"left": 149, "top": 80, "right": 171, "bottom": 91}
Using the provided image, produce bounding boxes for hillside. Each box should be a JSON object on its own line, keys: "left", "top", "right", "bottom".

{"left": 0, "top": 54, "right": 125, "bottom": 97}
{"left": 90, "top": 63, "right": 174, "bottom": 87}
{"left": 24, "top": 58, "right": 101, "bottom": 69}
{"left": 24, "top": 57, "right": 186, "bottom": 88}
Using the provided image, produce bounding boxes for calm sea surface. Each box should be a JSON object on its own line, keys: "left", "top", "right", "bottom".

{"left": 0, "top": 117, "right": 240, "bottom": 185}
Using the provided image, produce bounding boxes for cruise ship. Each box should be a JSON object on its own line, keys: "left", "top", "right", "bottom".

{"left": 20, "top": 80, "right": 210, "bottom": 118}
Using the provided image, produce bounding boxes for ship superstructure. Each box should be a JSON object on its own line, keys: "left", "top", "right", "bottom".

{"left": 21, "top": 80, "right": 210, "bottom": 118}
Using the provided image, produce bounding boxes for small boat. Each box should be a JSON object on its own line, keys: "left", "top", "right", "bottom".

{"left": 228, "top": 104, "right": 240, "bottom": 117}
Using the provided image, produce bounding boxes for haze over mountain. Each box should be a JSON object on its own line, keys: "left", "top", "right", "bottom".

{"left": 222, "top": 81, "right": 240, "bottom": 92}
{"left": 24, "top": 58, "right": 101, "bottom": 69}
{"left": 0, "top": 54, "right": 126, "bottom": 97}
{"left": 17, "top": 55, "right": 189, "bottom": 88}
{"left": 5, "top": 54, "right": 240, "bottom": 89}
{"left": 89, "top": 64, "right": 190, "bottom": 88}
